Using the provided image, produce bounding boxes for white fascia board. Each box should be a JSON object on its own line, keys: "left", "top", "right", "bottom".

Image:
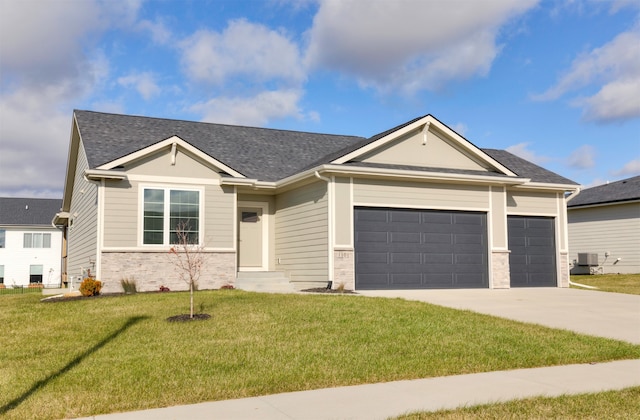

{"left": 220, "top": 178, "right": 276, "bottom": 189}
{"left": 331, "top": 115, "right": 518, "bottom": 177}
{"left": 84, "top": 169, "right": 128, "bottom": 181}
{"left": 272, "top": 164, "right": 529, "bottom": 190}
{"left": 96, "top": 135, "right": 246, "bottom": 179}
{"left": 512, "top": 182, "right": 581, "bottom": 192}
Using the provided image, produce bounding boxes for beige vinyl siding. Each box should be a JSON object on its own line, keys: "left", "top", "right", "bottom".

{"left": 359, "top": 129, "right": 489, "bottom": 171}
{"left": 207, "top": 185, "right": 234, "bottom": 249}
{"left": 568, "top": 202, "right": 640, "bottom": 274}
{"left": 67, "top": 140, "right": 98, "bottom": 281}
{"left": 275, "top": 181, "right": 328, "bottom": 284}
{"left": 334, "top": 177, "right": 352, "bottom": 247}
{"left": 103, "top": 181, "right": 138, "bottom": 247}
{"left": 490, "top": 186, "right": 508, "bottom": 249}
{"left": 354, "top": 179, "right": 489, "bottom": 210}
{"left": 507, "top": 190, "right": 557, "bottom": 215}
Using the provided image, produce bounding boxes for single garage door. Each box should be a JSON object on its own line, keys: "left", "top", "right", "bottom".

{"left": 354, "top": 207, "right": 488, "bottom": 290}
{"left": 508, "top": 216, "right": 557, "bottom": 287}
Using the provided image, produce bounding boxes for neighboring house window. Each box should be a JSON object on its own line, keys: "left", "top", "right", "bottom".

{"left": 23, "top": 233, "right": 51, "bottom": 248}
{"left": 0, "top": 265, "right": 4, "bottom": 284}
{"left": 143, "top": 188, "right": 200, "bottom": 245}
{"left": 30, "top": 265, "right": 43, "bottom": 283}
{"left": 0, "top": 229, "right": 5, "bottom": 248}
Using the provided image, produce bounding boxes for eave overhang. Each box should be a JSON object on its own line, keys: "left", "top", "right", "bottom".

{"left": 84, "top": 169, "right": 128, "bottom": 181}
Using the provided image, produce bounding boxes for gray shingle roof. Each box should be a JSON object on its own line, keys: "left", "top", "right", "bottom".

{"left": 74, "top": 110, "right": 576, "bottom": 186}
{"left": 568, "top": 176, "right": 640, "bottom": 207}
{"left": 0, "top": 197, "right": 62, "bottom": 226}
{"left": 75, "top": 110, "right": 364, "bottom": 182}
{"left": 482, "top": 149, "right": 579, "bottom": 185}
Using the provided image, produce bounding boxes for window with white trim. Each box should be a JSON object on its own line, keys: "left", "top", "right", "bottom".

{"left": 143, "top": 188, "right": 200, "bottom": 245}
{"left": 23, "top": 233, "right": 51, "bottom": 248}
{"left": 0, "top": 265, "right": 4, "bottom": 284}
{"left": 0, "top": 229, "right": 5, "bottom": 248}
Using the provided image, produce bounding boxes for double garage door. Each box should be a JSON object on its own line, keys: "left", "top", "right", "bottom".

{"left": 354, "top": 207, "right": 489, "bottom": 289}
{"left": 354, "top": 207, "right": 556, "bottom": 290}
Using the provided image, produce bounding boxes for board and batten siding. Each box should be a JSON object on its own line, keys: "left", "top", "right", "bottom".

{"left": 67, "top": 140, "right": 99, "bottom": 283}
{"left": 353, "top": 179, "right": 490, "bottom": 210}
{"left": 102, "top": 181, "right": 234, "bottom": 249}
{"left": 275, "top": 181, "right": 328, "bottom": 285}
{"left": 568, "top": 202, "right": 640, "bottom": 274}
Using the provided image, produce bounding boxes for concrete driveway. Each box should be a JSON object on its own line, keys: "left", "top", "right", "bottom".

{"left": 359, "top": 288, "right": 640, "bottom": 344}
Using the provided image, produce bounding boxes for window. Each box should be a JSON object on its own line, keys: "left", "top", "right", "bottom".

{"left": 30, "top": 265, "right": 43, "bottom": 283}
{"left": 23, "top": 233, "right": 51, "bottom": 248}
{"left": 0, "top": 229, "right": 5, "bottom": 248}
{"left": 0, "top": 265, "right": 4, "bottom": 284}
{"left": 143, "top": 188, "right": 200, "bottom": 245}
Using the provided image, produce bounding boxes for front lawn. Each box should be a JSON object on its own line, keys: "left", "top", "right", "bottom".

{"left": 398, "top": 386, "right": 640, "bottom": 419}
{"left": 2, "top": 291, "right": 639, "bottom": 419}
{"left": 571, "top": 274, "right": 640, "bottom": 295}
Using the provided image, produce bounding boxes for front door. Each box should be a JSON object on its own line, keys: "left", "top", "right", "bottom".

{"left": 238, "top": 207, "right": 264, "bottom": 270}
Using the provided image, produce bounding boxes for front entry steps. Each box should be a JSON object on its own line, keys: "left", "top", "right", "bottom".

{"left": 235, "top": 271, "right": 297, "bottom": 293}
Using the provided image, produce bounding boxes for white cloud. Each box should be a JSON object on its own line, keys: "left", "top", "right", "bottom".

{"left": 533, "top": 28, "right": 640, "bottom": 122}
{"left": 189, "top": 90, "right": 307, "bottom": 126}
{"left": 180, "top": 19, "right": 306, "bottom": 86}
{"left": 505, "top": 142, "right": 551, "bottom": 165}
{"left": 137, "top": 17, "right": 172, "bottom": 45}
{"left": 567, "top": 145, "right": 596, "bottom": 170}
{"left": 118, "top": 72, "right": 161, "bottom": 100}
{"left": 611, "top": 159, "right": 640, "bottom": 177}
{"left": 305, "top": 0, "right": 538, "bottom": 93}
{"left": 451, "top": 122, "right": 468, "bottom": 137}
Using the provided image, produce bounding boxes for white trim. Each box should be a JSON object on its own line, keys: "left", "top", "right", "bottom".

{"left": 138, "top": 184, "right": 205, "bottom": 247}
{"left": 513, "top": 182, "right": 580, "bottom": 191}
{"left": 84, "top": 169, "right": 127, "bottom": 181}
{"left": 125, "top": 174, "right": 222, "bottom": 185}
{"left": 487, "top": 187, "right": 493, "bottom": 289}
{"left": 567, "top": 199, "right": 640, "bottom": 210}
{"left": 96, "top": 178, "right": 105, "bottom": 279}
{"left": 97, "top": 136, "right": 246, "bottom": 179}
{"left": 237, "top": 201, "right": 269, "bottom": 271}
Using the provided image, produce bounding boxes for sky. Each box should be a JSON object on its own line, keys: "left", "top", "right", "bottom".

{"left": 1, "top": 0, "right": 639, "bottom": 199}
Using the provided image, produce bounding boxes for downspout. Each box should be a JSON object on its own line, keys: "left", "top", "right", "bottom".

{"left": 315, "top": 171, "right": 334, "bottom": 289}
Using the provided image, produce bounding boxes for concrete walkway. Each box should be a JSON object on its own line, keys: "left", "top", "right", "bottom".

{"left": 77, "top": 288, "right": 640, "bottom": 419}
{"left": 79, "top": 360, "right": 640, "bottom": 420}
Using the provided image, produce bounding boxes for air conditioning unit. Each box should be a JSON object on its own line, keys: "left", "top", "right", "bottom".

{"left": 577, "top": 253, "right": 598, "bottom": 267}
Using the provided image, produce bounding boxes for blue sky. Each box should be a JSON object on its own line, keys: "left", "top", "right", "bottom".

{"left": 1, "top": 0, "right": 639, "bottom": 198}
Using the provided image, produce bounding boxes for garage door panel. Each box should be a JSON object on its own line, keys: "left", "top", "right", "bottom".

{"left": 424, "top": 253, "right": 454, "bottom": 264}
{"left": 455, "top": 253, "right": 485, "bottom": 265}
{"left": 390, "top": 232, "right": 421, "bottom": 243}
{"left": 357, "top": 252, "right": 389, "bottom": 264}
{"left": 455, "top": 274, "right": 486, "bottom": 287}
{"left": 508, "top": 216, "right": 556, "bottom": 287}
{"left": 425, "top": 233, "right": 454, "bottom": 244}
{"left": 391, "top": 253, "right": 421, "bottom": 264}
{"left": 455, "top": 233, "right": 484, "bottom": 244}
{"left": 390, "top": 274, "right": 423, "bottom": 286}
{"left": 390, "top": 211, "right": 421, "bottom": 223}
{"left": 356, "top": 231, "right": 388, "bottom": 242}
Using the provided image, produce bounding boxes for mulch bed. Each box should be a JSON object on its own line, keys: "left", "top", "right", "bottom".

{"left": 301, "top": 288, "right": 357, "bottom": 294}
{"left": 166, "top": 313, "right": 211, "bottom": 322}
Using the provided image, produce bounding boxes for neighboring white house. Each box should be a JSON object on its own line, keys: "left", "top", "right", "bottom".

{"left": 568, "top": 176, "right": 640, "bottom": 275}
{"left": 0, "top": 197, "right": 64, "bottom": 287}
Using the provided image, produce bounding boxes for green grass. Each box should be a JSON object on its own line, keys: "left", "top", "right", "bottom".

{"left": 2, "top": 291, "right": 640, "bottom": 419}
{"left": 571, "top": 274, "right": 640, "bottom": 295}
{"left": 0, "top": 286, "right": 43, "bottom": 295}
{"left": 397, "top": 386, "right": 640, "bottom": 419}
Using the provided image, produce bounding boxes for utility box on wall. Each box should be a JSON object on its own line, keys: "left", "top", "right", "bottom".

{"left": 577, "top": 253, "right": 598, "bottom": 266}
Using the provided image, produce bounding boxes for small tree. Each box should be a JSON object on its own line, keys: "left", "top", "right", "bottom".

{"left": 168, "top": 221, "right": 205, "bottom": 319}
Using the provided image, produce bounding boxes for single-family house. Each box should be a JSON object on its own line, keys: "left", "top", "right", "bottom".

{"left": 53, "top": 110, "right": 578, "bottom": 293}
{"left": 0, "top": 197, "right": 64, "bottom": 288}
{"left": 568, "top": 176, "right": 640, "bottom": 274}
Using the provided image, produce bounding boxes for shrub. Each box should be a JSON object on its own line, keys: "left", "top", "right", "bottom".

{"left": 80, "top": 278, "right": 102, "bottom": 297}
{"left": 120, "top": 277, "right": 137, "bottom": 294}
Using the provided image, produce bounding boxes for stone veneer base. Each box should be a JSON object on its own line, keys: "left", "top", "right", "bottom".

{"left": 100, "top": 251, "right": 236, "bottom": 294}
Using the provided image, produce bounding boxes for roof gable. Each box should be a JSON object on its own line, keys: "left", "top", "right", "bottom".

{"left": 568, "top": 175, "right": 640, "bottom": 207}
{"left": 0, "top": 197, "right": 62, "bottom": 226}
{"left": 331, "top": 115, "right": 517, "bottom": 177}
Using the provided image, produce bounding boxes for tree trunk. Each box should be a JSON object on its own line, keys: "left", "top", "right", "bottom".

{"left": 190, "top": 281, "right": 194, "bottom": 318}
